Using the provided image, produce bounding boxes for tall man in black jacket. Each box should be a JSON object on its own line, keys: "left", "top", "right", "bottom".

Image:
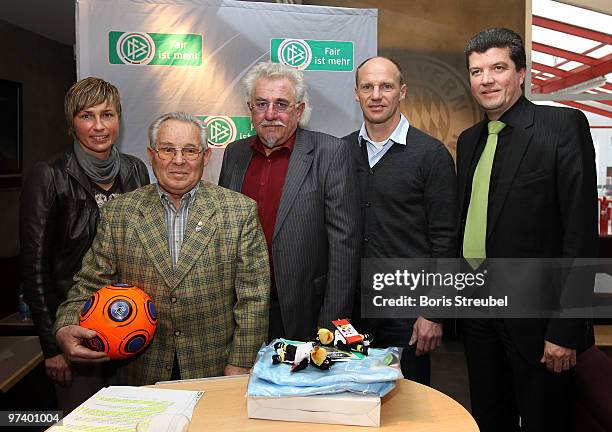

{"left": 457, "top": 28, "right": 597, "bottom": 432}
{"left": 343, "top": 57, "right": 457, "bottom": 384}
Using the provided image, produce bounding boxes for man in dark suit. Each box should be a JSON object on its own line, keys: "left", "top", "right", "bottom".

{"left": 219, "top": 61, "right": 360, "bottom": 342}
{"left": 457, "top": 28, "right": 597, "bottom": 431}
{"left": 343, "top": 57, "right": 457, "bottom": 384}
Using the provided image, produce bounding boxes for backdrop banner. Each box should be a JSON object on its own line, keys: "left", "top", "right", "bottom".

{"left": 77, "top": 0, "right": 377, "bottom": 182}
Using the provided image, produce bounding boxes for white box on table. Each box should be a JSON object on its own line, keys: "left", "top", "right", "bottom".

{"left": 247, "top": 392, "right": 381, "bottom": 427}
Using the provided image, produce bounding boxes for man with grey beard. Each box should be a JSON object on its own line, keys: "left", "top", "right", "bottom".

{"left": 219, "top": 61, "right": 360, "bottom": 343}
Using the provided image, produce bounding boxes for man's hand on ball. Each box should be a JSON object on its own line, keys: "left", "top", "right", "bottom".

{"left": 56, "top": 325, "right": 110, "bottom": 363}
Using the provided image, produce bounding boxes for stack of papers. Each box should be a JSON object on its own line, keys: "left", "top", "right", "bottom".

{"left": 48, "top": 386, "right": 203, "bottom": 431}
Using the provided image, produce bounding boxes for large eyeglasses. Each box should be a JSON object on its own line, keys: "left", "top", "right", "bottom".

{"left": 248, "top": 100, "right": 299, "bottom": 113}
{"left": 154, "top": 146, "right": 203, "bottom": 161}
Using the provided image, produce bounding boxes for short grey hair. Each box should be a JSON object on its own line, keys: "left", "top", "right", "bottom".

{"left": 242, "top": 61, "right": 312, "bottom": 127}
{"left": 148, "top": 112, "right": 208, "bottom": 150}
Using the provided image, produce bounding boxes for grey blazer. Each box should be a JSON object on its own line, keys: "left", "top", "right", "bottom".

{"left": 218, "top": 128, "right": 361, "bottom": 340}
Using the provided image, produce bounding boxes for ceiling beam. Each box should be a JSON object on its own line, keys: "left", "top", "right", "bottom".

{"left": 531, "top": 54, "right": 612, "bottom": 93}
{"left": 532, "top": 42, "right": 600, "bottom": 66}
{"left": 533, "top": 15, "right": 612, "bottom": 44}
{"left": 531, "top": 62, "right": 570, "bottom": 77}
{"left": 558, "top": 100, "right": 612, "bottom": 118}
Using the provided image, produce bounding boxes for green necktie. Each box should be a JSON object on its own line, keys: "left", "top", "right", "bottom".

{"left": 463, "top": 120, "right": 506, "bottom": 269}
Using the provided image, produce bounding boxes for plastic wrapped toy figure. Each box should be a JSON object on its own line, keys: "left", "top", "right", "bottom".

{"left": 317, "top": 319, "right": 372, "bottom": 355}
{"left": 271, "top": 341, "right": 332, "bottom": 372}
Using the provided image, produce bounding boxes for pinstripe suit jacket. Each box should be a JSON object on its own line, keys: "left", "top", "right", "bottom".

{"left": 55, "top": 182, "right": 270, "bottom": 385}
{"left": 218, "top": 128, "right": 361, "bottom": 340}
{"left": 457, "top": 98, "right": 597, "bottom": 360}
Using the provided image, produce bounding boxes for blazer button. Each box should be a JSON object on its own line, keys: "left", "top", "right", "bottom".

{"left": 364, "top": 202, "right": 371, "bottom": 207}
{"left": 165, "top": 365, "right": 172, "bottom": 371}
{"left": 171, "top": 297, "right": 177, "bottom": 303}
{"left": 363, "top": 237, "right": 370, "bottom": 243}
{"left": 174, "top": 330, "right": 181, "bottom": 337}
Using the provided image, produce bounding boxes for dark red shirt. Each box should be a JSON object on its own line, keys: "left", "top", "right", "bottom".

{"left": 241, "top": 134, "right": 295, "bottom": 296}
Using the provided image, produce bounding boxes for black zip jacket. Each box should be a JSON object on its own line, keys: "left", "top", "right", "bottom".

{"left": 19, "top": 148, "right": 150, "bottom": 358}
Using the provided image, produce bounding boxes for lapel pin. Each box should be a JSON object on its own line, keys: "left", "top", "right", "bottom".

{"left": 195, "top": 221, "right": 203, "bottom": 232}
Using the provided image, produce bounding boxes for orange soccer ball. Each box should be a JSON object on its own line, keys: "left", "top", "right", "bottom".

{"left": 79, "top": 283, "right": 158, "bottom": 359}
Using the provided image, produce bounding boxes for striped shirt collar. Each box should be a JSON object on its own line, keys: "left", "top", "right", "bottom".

{"left": 156, "top": 183, "right": 199, "bottom": 211}
{"left": 156, "top": 182, "right": 199, "bottom": 268}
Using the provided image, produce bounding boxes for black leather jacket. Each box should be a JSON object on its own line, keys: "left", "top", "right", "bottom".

{"left": 19, "top": 149, "right": 150, "bottom": 358}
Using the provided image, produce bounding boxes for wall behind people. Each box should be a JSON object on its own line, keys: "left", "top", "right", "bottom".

{"left": 0, "top": 0, "right": 525, "bottom": 257}
{"left": 76, "top": 0, "right": 377, "bottom": 183}
{"left": 305, "top": 0, "right": 525, "bottom": 158}
{"left": 0, "top": 19, "right": 75, "bottom": 258}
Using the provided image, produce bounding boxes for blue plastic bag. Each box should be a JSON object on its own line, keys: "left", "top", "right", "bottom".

{"left": 247, "top": 339, "right": 403, "bottom": 397}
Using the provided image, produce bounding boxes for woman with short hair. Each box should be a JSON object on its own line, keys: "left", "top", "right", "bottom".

{"left": 20, "top": 77, "right": 149, "bottom": 412}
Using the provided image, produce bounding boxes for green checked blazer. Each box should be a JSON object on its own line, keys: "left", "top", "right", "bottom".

{"left": 55, "top": 181, "right": 270, "bottom": 386}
